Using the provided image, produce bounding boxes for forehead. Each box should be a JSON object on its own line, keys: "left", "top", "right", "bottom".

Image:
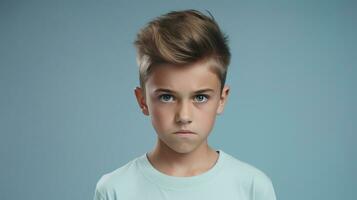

{"left": 146, "top": 59, "right": 220, "bottom": 93}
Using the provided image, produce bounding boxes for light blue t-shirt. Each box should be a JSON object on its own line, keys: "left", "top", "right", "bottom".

{"left": 93, "top": 149, "right": 277, "bottom": 200}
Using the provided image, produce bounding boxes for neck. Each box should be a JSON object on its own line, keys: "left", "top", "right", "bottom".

{"left": 147, "top": 138, "right": 219, "bottom": 177}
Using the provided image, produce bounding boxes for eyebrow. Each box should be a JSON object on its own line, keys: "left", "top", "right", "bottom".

{"left": 154, "top": 88, "right": 215, "bottom": 94}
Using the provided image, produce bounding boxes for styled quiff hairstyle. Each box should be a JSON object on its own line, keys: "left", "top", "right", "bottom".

{"left": 134, "top": 9, "right": 231, "bottom": 95}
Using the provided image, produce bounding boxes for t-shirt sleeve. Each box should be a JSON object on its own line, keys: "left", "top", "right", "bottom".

{"left": 252, "top": 172, "right": 277, "bottom": 200}
{"left": 93, "top": 175, "right": 109, "bottom": 200}
{"left": 93, "top": 187, "right": 106, "bottom": 200}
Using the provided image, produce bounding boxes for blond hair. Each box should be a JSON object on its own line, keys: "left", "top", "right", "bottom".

{"left": 134, "top": 9, "right": 231, "bottom": 95}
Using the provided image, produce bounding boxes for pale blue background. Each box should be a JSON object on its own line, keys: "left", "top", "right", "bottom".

{"left": 0, "top": 0, "right": 356, "bottom": 199}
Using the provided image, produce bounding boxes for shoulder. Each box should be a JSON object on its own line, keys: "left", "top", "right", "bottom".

{"left": 223, "top": 152, "right": 270, "bottom": 180}
{"left": 94, "top": 156, "right": 140, "bottom": 196}
{"left": 221, "top": 151, "right": 276, "bottom": 199}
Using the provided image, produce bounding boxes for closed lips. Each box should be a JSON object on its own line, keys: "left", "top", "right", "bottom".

{"left": 175, "top": 130, "right": 194, "bottom": 134}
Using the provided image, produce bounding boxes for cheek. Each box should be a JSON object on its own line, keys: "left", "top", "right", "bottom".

{"left": 148, "top": 97, "right": 167, "bottom": 116}
{"left": 196, "top": 101, "right": 219, "bottom": 126}
{"left": 198, "top": 108, "right": 216, "bottom": 124}
{"left": 152, "top": 108, "right": 169, "bottom": 120}
{"left": 199, "top": 99, "right": 220, "bottom": 115}
{"left": 150, "top": 103, "right": 173, "bottom": 129}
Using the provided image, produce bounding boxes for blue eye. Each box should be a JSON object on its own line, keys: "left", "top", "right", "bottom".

{"left": 159, "top": 94, "right": 174, "bottom": 102}
{"left": 158, "top": 94, "right": 209, "bottom": 103}
{"left": 194, "top": 95, "right": 209, "bottom": 103}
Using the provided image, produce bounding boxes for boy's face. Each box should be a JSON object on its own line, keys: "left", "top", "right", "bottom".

{"left": 134, "top": 58, "right": 230, "bottom": 154}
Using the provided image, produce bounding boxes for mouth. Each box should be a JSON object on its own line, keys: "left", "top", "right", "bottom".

{"left": 174, "top": 130, "right": 195, "bottom": 134}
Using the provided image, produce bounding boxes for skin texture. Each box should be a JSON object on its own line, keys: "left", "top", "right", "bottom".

{"left": 134, "top": 58, "right": 230, "bottom": 177}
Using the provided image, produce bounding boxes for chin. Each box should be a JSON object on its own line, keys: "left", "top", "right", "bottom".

{"left": 159, "top": 136, "right": 202, "bottom": 154}
{"left": 169, "top": 143, "right": 200, "bottom": 154}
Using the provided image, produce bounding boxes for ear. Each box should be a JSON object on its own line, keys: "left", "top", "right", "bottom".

{"left": 216, "top": 85, "right": 230, "bottom": 115}
{"left": 134, "top": 87, "right": 149, "bottom": 116}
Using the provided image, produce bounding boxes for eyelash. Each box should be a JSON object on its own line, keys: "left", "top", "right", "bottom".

{"left": 158, "top": 94, "right": 209, "bottom": 103}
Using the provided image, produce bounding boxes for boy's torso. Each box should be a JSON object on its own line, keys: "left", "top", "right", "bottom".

{"left": 94, "top": 150, "right": 276, "bottom": 200}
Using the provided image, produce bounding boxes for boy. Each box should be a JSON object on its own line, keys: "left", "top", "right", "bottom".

{"left": 93, "top": 9, "right": 276, "bottom": 200}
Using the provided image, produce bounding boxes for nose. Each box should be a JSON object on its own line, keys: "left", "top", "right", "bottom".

{"left": 175, "top": 100, "right": 192, "bottom": 124}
